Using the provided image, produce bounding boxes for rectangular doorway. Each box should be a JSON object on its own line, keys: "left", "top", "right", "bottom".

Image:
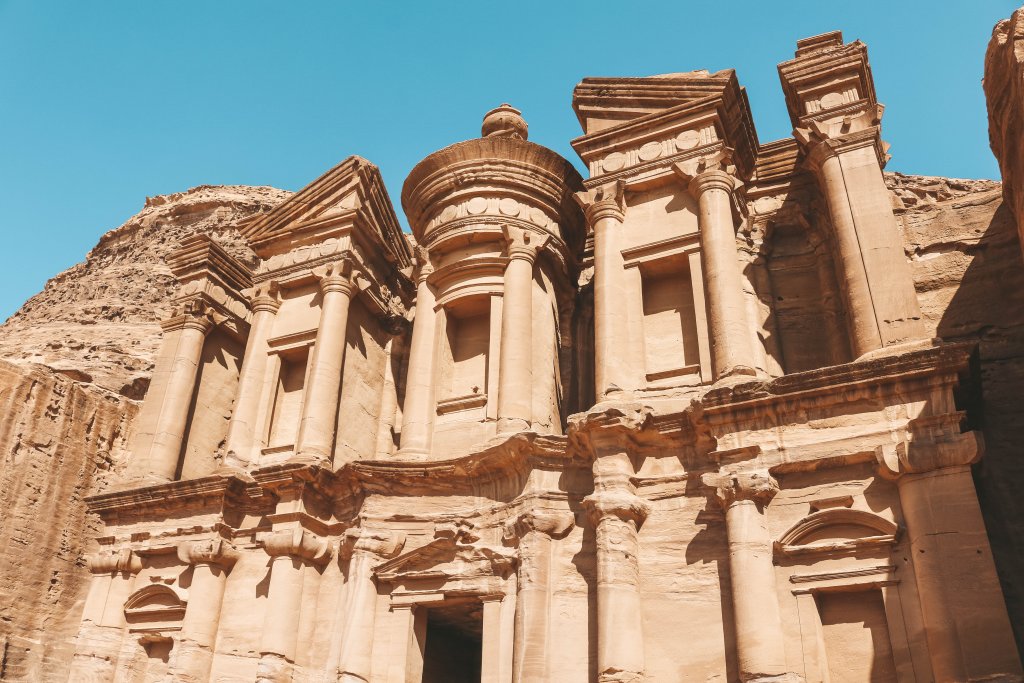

{"left": 421, "top": 601, "right": 482, "bottom": 683}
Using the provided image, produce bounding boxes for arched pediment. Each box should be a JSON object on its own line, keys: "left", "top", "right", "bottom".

{"left": 775, "top": 508, "right": 899, "bottom": 560}
{"left": 123, "top": 584, "right": 187, "bottom": 624}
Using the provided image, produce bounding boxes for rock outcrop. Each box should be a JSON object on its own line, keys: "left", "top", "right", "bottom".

{"left": 986, "top": 10, "right": 1024, "bottom": 257}
{"left": 0, "top": 185, "right": 288, "bottom": 679}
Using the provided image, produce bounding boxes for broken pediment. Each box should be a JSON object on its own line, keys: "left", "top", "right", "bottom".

{"left": 241, "top": 155, "right": 412, "bottom": 271}
{"left": 374, "top": 533, "right": 516, "bottom": 585}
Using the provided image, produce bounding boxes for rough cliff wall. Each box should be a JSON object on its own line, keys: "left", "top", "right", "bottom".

{"left": 894, "top": 172, "right": 1024, "bottom": 651}
{"left": 0, "top": 185, "right": 288, "bottom": 680}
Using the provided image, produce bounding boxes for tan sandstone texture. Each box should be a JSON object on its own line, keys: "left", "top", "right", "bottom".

{"left": 2, "top": 25, "right": 1024, "bottom": 683}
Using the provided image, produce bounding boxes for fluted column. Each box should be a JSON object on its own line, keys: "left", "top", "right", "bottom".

{"left": 704, "top": 471, "right": 793, "bottom": 682}
{"left": 222, "top": 282, "right": 280, "bottom": 470}
{"left": 294, "top": 260, "right": 359, "bottom": 465}
{"left": 257, "top": 528, "right": 331, "bottom": 682}
{"left": 173, "top": 539, "right": 239, "bottom": 682}
{"left": 68, "top": 549, "right": 142, "bottom": 683}
{"left": 800, "top": 127, "right": 925, "bottom": 357}
{"left": 498, "top": 225, "right": 549, "bottom": 434}
{"left": 877, "top": 436, "right": 1022, "bottom": 681}
{"left": 675, "top": 156, "right": 757, "bottom": 380}
{"left": 575, "top": 181, "right": 630, "bottom": 398}
{"left": 398, "top": 248, "right": 437, "bottom": 457}
{"left": 337, "top": 528, "right": 406, "bottom": 683}
{"left": 131, "top": 302, "right": 215, "bottom": 482}
{"left": 503, "top": 510, "right": 574, "bottom": 682}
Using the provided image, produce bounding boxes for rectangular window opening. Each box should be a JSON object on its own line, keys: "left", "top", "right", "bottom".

{"left": 641, "top": 259, "right": 700, "bottom": 382}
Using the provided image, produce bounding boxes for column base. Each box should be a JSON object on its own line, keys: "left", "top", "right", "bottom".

{"left": 497, "top": 417, "right": 531, "bottom": 435}
{"left": 287, "top": 452, "right": 330, "bottom": 468}
{"left": 855, "top": 338, "right": 936, "bottom": 362}
{"left": 712, "top": 365, "right": 760, "bottom": 388}
{"left": 745, "top": 674, "right": 805, "bottom": 683}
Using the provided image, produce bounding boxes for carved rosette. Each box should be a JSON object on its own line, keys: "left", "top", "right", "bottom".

{"left": 260, "top": 528, "right": 333, "bottom": 566}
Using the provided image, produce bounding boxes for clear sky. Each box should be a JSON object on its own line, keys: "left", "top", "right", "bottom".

{"left": 0, "top": 1, "right": 1017, "bottom": 321}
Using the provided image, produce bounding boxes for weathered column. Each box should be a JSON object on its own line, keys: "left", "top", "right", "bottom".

{"left": 68, "top": 549, "right": 142, "bottom": 683}
{"left": 222, "top": 282, "right": 280, "bottom": 470}
{"left": 398, "top": 248, "right": 437, "bottom": 457}
{"left": 675, "top": 156, "right": 757, "bottom": 380}
{"left": 481, "top": 594, "right": 515, "bottom": 683}
{"left": 704, "top": 471, "right": 794, "bottom": 682}
{"left": 173, "top": 539, "right": 238, "bottom": 682}
{"left": 877, "top": 437, "right": 1022, "bottom": 682}
{"left": 336, "top": 528, "right": 405, "bottom": 683}
{"left": 800, "top": 127, "right": 925, "bottom": 358}
{"left": 294, "top": 260, "right": 359, "bottom": 465}
{"left": 131, "top": 302, "right": 215, "bottom": 482}
{"left": 503, "top": 510, "right": 574, "bottom": 682}
{"left": 384, "top": 604, "right": 423, "bottom": 683}
{"left": 575, "top": 181, "right": 630, "bottom": 398}
{"left": 257, "top": 528, "right": 331, "bottom": 682}
{"left": 497, "top": 225, "right": 549, "bottom": 434}
{"left": 573, "top": 407, "right": 652, "bottom": 683}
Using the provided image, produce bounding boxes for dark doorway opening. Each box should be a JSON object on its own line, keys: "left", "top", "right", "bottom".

{"left": 421, "top": 600, "right": 482, "bottom": 683}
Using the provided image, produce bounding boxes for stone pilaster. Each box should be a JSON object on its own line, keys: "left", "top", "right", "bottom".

{"left": 336, "top": 528, "right": 406, "bottom": 683}
{"left": 503, "top": 509, "right": 575, "bottom": 682}
{"left": 398, "top": 247, "right": 437, "bottom": 457}
{"left": 497, "top": 224, "right": 550, "bottom": 434}
{"left": 68, "top": 549, "right": 143, "bottom": 683}
{"left": 257, "top": 528, "right": 332, "bottom": 682}
{"left": 172, "top": 538, "right": 239, "bottom": 682}
{"left": 294, "top": 259, "right": 359, "bottom": 466}
{"left": 572, "top": 405, "right": 653, "bottom": 683}
{"left": 130, "top": 300, "right": 215, "bottom": 483}
{"left": 876, "top": 426, "right": 1022, "bottom": 681}
{"left": 674, "top": 152, "right": 758, "bottom": 381}
{"left": 222, "top": 282, "right": 281, "bottom": 471}
{"left": 575, "top": 181, "right": 630, "bottom": 397}
{"left": 704, "top": 470, "right": 798, "bottom": 682}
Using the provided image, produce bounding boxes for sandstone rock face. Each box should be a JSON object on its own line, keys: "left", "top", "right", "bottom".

{"left": 0, "top": 186, "right": 288, "bottom": 680}
{"left": 986, "top": 10, "right": 1024, "bottom": 257}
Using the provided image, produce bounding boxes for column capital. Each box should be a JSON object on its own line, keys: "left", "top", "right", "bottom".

{"left": 413, "top": 245, "right": 434, "bottom": 285}
{"left": 703, "top": 470, "right": 779, "bottom": 509}
{"left": 574, "top": 180, "right": 626, "bottom": 224}
{"left": 672, "top": 148, "right": 740, "bottom": 198}
{"left": 87, "top": 548, "right": 143, "bottom": 575}
{"left": 260, "top": 527, "right": 332, "bottom": 566}
{"left": 314, "top": 258, "right": 361, "bottom": 297}
{"left": 160, "top": 298, "right": 217, "bottom": 334}
{"left": 502, "top": 509, "right": 575, "bottom": 545}
{"left": 568, "top": 404, "right": 655, "bottom": 459}
{"left": 875, "top": 422, "right": 983, "bottom": 480}
{"left": 583, "top": 490, "right": 651, "bottom": 528}
{"left": 341, "top": 527, "right": 406, "bottom": 560}
{"left": 794, "top": 109, "right": 889, "bottom": 171}
{"left": 250, "top": 280, "right": 282, "bottom": 314}
{"left": 502, "top": 223, "right": 550, "bottom": 263}
{"left": 176, "top": 537, "right": 239, "bottom": 570}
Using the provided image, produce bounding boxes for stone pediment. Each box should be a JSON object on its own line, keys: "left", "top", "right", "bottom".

{"left": 242, "top": 155, "right": 412, "bottom": 270}
{"left": 373, "top": 532, "right": 516, "bottom": 584}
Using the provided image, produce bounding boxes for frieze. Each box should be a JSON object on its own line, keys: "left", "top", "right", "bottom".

{"left": 426, "top": 196, "right": 556, "bottom": 233}
{"left": 589, "top": 124, "right": 718, "bottom": 177}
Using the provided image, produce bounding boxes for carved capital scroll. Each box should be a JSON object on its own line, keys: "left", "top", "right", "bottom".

{"left": 502, "top": 509, "right": 576, "bottom": 545}
{"left": 574, "top": 180, "right": 626, "bottom": 224}
{"left": 501, "top": 223, "right": 550, "bottom": 263}
{"left": 703, "top": 470, "right": 780, "bottom": 509}
{"left": 672, "top": 148, "right": 740, "bottom": 198}
{"left": 87, "top": 548, "right": 143, "bottom": 575}
{"left": 160, "top": 297, "right": 218, "bottom": 335}
{"left": 583, "top": 491, "right": 651, "bottom": 529}
{"left": 341, "top": 527, "right": 406, "bottom": 561}
{"left": 261, "top": 527, "right": 332, "bottom": 566}
{"left": 177, "top": 537, "right": 239, "bottom": 569}
{"left": 313, "top": 258, "right": 361, "bottom": 297}
{"left": 249, "top": 280, "right": 282, "bottom": 314}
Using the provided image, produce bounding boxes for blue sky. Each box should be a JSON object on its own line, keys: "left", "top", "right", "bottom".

{"left": 0, "top": 1, "right": 1016, "bottom": 321}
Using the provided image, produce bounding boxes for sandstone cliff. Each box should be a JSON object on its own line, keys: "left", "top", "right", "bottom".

{"left": 0, "top": 185, "right": 289, "bottom": 679}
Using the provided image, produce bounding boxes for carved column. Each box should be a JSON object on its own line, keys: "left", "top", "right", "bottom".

{"left": 575, "top": 181, "right": 630, "bottom": 397}
{"left": 399, "top": 249, "right": 437, "bottom": 457}
{"left": 173, "top": 539, "right": 239, "bottom": 682}
{"left": 132, "top": 302, "right": 215, "bottom": 482}
{"left": 675, "top": 155, "right": 757, "bottom": 380}
{"left": 498, "top": 225, "right": 550, "bottom": 434}
{"left": 68, "top": 549, "right": 142, "bottom": 683}
{"left": 573, "top": 408, "right": 652, "bottom": 683}
{"left": 257, "top": 528, "right": 332, "bottom": 682}
{"left": 799, "top": 125, "right": 924, "bottom": 357}
{"left": 704, "top": 471, "right": 793, "bottom": 682}
{"left": 336, "top": 528, "right": 405, "bottom": 683}
{"left": 877, "top": 435, "right": 1022, "bottom": 681}
{"left": 503, "top": 510, "right": 574, "bottom": 682}
{"left": 294, "top": 260, "right": 359, "bottom": 465}
{"left": 223, "top": 282, "right": 280, "bottom": 469}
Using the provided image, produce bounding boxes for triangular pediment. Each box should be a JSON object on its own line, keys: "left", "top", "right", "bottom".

{"left": 374, "top": 537, "right": 516, "bottom": 583}
{"left": 241, "top": 155, "right": 412, "bottom": 269}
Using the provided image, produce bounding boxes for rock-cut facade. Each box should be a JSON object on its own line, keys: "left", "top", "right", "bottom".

{"left": 67, "top": 31, "right": 1024, "bottom": 682}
